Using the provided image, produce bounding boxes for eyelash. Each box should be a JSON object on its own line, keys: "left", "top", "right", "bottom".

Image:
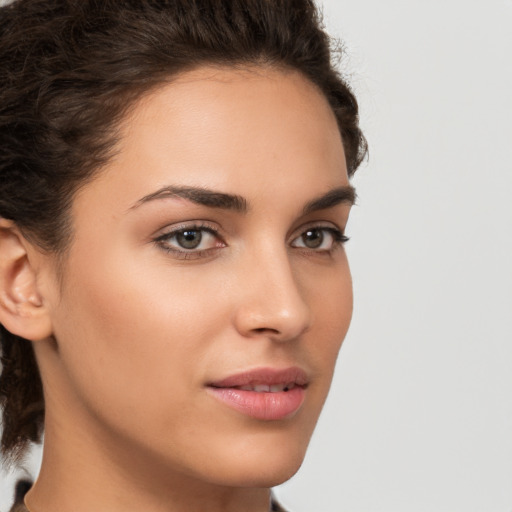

{"left": 153, "top": 222, "right": 223, "bottom": 260}
{"left": 291, "top": 227, "right": 349, "bottom": 252}
{"left": 153, "top": 223, "right": 349, "bottom": 260}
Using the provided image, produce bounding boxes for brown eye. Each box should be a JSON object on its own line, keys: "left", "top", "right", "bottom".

{"left": 176, "top": 230, "right": 202, "bottom": 249}
{"left": 290, "top": 226, "right": 347, "bottom": 251}
{"left": 302, "top": 229, "right": 323, "bottom": 249}
{"left": 155, "top": 225, "right": 224, "bottom": 256}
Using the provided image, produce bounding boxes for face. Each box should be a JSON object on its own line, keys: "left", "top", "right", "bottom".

{"left": 38, "top": 67, "right": 354, "bottom": 488}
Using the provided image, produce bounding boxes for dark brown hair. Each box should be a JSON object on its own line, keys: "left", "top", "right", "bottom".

{"left": 0, "top": 0, "right": 367, "bottom": 464}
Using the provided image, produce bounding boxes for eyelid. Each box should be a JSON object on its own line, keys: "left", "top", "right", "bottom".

{"left": 288, "top": 220, "right": 346, "bottom": 241}
{"left": 151, "top": 219, "right": 348, "bottom": 261}
{"left": 289, "top": 222, "right": 349, "bottom": 253}
{"left": 152, "top": 220, "right": 221, "bottom": 240}
{"left": 152, "top": 221, "right": 226, "bottom": 259}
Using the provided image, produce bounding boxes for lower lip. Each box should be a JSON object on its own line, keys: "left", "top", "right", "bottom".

{"left": 206, "top": 386, "right": 305, "bottom": 421}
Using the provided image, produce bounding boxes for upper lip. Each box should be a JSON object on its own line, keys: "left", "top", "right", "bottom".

{"left": 208, "top": 367, "right": 309, "bottom": 388}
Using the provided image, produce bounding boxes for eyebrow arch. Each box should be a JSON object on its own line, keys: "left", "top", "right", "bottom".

{"left": 130, "top": 183, "right": 356, "bottom": 215}
{"left": 302, "top": 185, "right": 357, "bottom": 215}
{"left": 130, "top": 185, "right": 248, "bottom": 212}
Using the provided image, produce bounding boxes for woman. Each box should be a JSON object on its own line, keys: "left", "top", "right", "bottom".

{"left": 0, "top": 1, "right": 367, "bottom": 511}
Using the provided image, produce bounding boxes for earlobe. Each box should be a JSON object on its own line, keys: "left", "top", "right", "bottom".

{"left": 0, "top": 219, "right": 53, "bottom": 341}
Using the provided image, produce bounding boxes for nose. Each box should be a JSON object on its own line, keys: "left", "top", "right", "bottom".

{"left": 232, "top": 249, "right": 312, "bottom": 342}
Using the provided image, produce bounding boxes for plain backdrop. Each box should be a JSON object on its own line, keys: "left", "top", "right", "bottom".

{"left": 1, "top": 1, "right": 511, "bottom": 511}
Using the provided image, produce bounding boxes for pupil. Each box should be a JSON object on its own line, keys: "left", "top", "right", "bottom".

{"left": 177, "top": 230, "right": 202, "bottom": 249}
{"left": 303, "top": 229, "right": 323, "bottom": 248}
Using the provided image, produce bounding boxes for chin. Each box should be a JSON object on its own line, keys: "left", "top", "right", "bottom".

{"left": 209, "top": 457, "right": 305, "bottom": 488}
{"left": 248, "top": 458, "right": 305, "bottom": 488}
{"left": 196, "top": 432, "right": 310, "bottom": 488}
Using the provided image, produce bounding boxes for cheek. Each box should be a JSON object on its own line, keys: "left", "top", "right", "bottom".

{"left": 51, "top": 249, "right": 226, "bottom": 426}
{"left": 301, "top": 256, "right": 352, "bottom": 401}
{"left": 308, "top": 254, "right": 353, "bottom": 348}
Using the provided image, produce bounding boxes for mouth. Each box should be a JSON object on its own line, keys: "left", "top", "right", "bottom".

{"left": 206, "top": 367, "right": 309, "bottom": 421}
{"left": 232, "top": 382, "right": 299, "bottom": 393}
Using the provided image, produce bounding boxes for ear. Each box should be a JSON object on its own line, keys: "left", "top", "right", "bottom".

{"left": 0, "top": 219, "right": 53, "bottom": 341}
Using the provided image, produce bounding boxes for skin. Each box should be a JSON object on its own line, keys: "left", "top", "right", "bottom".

{"left": 1, "top": 67, "right": 354, "bottom": 512}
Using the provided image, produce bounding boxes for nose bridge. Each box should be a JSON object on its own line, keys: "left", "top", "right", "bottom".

{"left": 233, "top": 240, "right": 311, "bottom": 341}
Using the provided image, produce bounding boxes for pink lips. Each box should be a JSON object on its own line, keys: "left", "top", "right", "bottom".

{"left": 206, "top": 367, "right": 308, "bottom": 421}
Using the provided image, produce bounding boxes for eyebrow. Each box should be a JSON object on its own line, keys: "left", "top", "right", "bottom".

{"left": 130, "top": 184, "right": 356, "bottom": 214}
{"left": 130, "top": 185, "right": 248, "bottom": 212}
{"left": 302, "top": 185, "right": 357, "bottom": 214}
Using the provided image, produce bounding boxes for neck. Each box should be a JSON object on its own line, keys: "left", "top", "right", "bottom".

{"left": 27, "top": 415, "right": 272, "bottom": 512}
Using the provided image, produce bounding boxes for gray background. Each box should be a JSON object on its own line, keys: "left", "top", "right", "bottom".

{"left": 1, "top": 1, "right": 512, "bottom": 511}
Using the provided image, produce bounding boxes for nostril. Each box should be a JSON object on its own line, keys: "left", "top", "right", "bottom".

{"left": 252, "top": 327, "right": 279, "bottom": 334}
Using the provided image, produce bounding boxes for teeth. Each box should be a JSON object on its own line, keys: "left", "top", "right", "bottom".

{"left": 237, "top": 383, "right": 297, "bottom": 393}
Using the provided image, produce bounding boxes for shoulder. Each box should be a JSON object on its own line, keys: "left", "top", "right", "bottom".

{"left": 9, "top": 479, "right": 32, "bottom": 512}
{"left": 9, "top": 504, "right": 29, "bottom": 512}
{"left": 271, "top": 498, "right": 290, "bottom": 512}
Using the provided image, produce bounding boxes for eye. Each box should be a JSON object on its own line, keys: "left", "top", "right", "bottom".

{"left": 154, "top": 224, "right": 225, "bottom": 257}
{"left": 290, "top": 227, "right": 348, "bottom": 251}
{"left": 174, "top": 229, "right": 205, "bottom": 250}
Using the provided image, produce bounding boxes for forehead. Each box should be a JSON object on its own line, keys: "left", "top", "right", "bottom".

{"left": 73, "top": 66, "right": 348, "bottom": 214}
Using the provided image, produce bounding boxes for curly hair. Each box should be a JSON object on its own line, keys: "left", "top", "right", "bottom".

{"left": 0, "top": 0, "right": 367, "bottom": 464}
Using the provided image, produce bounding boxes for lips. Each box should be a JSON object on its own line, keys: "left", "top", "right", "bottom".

{"left": 209, "top": 366, "right": 309, "bottom": 388}
{"left": 206, "top": 367, "right": 308, "bottom": 421}
{"left": 236, "top": 382, "right": 297, "bottom": 393}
